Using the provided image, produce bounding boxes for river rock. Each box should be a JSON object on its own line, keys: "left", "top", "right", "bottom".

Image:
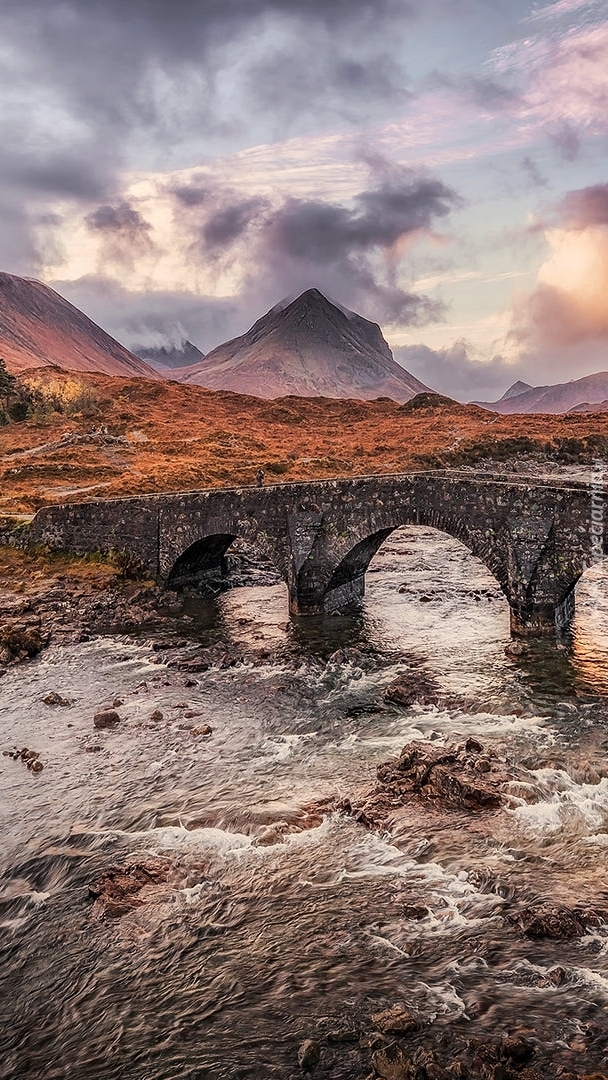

{"left": 191, "top": 724, "right": 213, "bottom": 737}
{"left": 297, "top": 1039, "right": 320, "bottom": 1070}
{"left": 0, "top": 618, "right": 47, "bottom": 664}
{"left": 371, "top": 739, "right": 509, "bottom": 815}
{"left": 3, "top": 746, "right": 44, "bottom": 771}
{"left": 500, "top": 1034, "right": 535, "bottom": 1063}
{"left": 371, "top": 1006, "right": 420, "bottom": 1036}
{"left": 371, "top": 1043, "right": 416, "bottom": 1080}
{"left": 43, "top": 691, "right": 71, "bottom": 707}
{"left": 93, "top": 709, "right": 121, "bottom": 730}
{"left": 383, "top": 671, "right": 440, "bottom": 707}
{"left": 506, "top": 902, "right": 607, "bottom": 940}
{"left": 88, "top": 858, "right": 173, "bottom": 919}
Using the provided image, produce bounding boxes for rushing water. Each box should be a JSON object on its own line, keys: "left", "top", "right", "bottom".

{"left": 1, "top": 526, "right": 608, "bottom": 1080}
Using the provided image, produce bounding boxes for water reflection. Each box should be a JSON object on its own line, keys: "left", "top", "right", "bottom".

{"left": 572, "top": 561, "right": 608, "bottom": 695}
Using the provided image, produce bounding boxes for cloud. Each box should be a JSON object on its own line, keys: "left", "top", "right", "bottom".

{"left": 394, "top": 340, "right": 527, "bottom": 401}
{"left": 511, "top": 184, "right": 608, "bottom": 350}
{"left": 85, "top": 201, "right": 157, "bottom": 272}
{"left": 558, "top": 183, "right": 608, "bottom": 228}
{"left": 54, "top": 274, "right": 251, "bottom": 353}
{"left": 241, "top": 172, "right": 459, "bottom": 323}
{"left": 489, "top": 20, "right": 608, "bottom": 140}
{"left": 520, "top": 156, "right": 548, "bottom": 188}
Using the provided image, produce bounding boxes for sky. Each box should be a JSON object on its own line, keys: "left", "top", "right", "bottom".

{"left": 1, "top": 0, "right": 608, "bottom": 400}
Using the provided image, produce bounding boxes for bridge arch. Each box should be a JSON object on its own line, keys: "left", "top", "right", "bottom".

{"left": 164, "top": 530, "right": 288, "bottom": 593}
{"left": 322, "top": 508, "right": 510, "bottom": 613}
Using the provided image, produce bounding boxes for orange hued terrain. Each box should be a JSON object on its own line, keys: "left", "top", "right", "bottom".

{"left": 1, "top": 369, "right": 607, "bottom": 517}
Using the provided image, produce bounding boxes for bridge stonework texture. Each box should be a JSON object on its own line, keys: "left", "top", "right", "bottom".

{"left": 28, "top": 472, "right": 604, "bottom": 636}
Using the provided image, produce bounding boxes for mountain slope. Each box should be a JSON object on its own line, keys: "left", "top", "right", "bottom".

{"left": 177, "top": 288, "right": 431, "bottom": 401}
{"left": 475, "top": 371, "right": 608, "bottom": 414}
{"left": 0, "top": 272, "right": 157, "bottom": 378}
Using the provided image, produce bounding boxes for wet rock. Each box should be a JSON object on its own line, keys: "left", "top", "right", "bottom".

{"left": 149, "top": 709, "right": 164, "bottom": 722}
{"left": 191, "top": 724, "right": 213, "bottom": 737}
{"left": 297, "top": 1039, "right": 320, "bottom": 1071}
{"left": 504, "top": 641, "right": 529, "bottom": 658}
{"left": 447, "top": 1063, "right": 468, "bottom": 1078}
{"left": 401, "top": 903, "right": 428, "bottom": 920}
{"left": 383, "top": 671, "right": 440, "bottom": 707}
{"left": 3, "top": 746, "right": 44, "bottom": 772}
{"left": 42, "top": 691, "right": 71, "bottom": 707}
{"left": 371, "top": 1042, "right": 416, "bottom": 1080}
{"left": 500, "top": 1034, "right": 534, "bottom": 1063}
{"left": 0, "top": 617, "right": 47, "bottom": 664}
{"left": 88, "top": 858, "right": 173, "bottom": 919}
{"left": 537, "top": 965, "right": 568, "bottom": 987}
{"left": 413, "top": 1048, "right": 449, "bottom": 1080}
{"left": 507, "top": 903, "right": 588, "bottom": 940}
{"left": 354, "top": 738, "right": 511, "bottom": 820}
{"left": 254, "top": 825, "right": 287, "bottom": 847}
{"left": 371, "top": 1006, "right": 420, "bottom": 1036}
{"left": 93, "top": 709, "right": 121, "bottom": 730}
{"left": 326, "top": 1028, "right": 360, "bottom": 1043}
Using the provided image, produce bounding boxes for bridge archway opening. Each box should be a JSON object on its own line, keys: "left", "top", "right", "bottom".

{"left": 325, "top": 525, "right": 509, "bottom": 639}
{"left": 166, "top": 533, "right": 284, "bottom": 593}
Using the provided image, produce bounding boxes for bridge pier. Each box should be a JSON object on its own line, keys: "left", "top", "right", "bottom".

{"left": 508, "top": 582, "right": 578, "bottom": 637}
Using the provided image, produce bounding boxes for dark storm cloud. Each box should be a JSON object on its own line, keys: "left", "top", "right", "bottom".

{"left": 262, "top": 177, "right": 458, "bottom": 261}
{"left": 202, "top": 197, "right": 269, "bottom": 249}
{"left": 558, "top": 184, "right": 608, "bottom": 229}
{"left": 169, "top": 179, "right": 212, "bottom": 208}
{"left": 229, "top": 173, "right": 460, "bottom": 326}
{"left": 85, "top": 202, "right": 157, "bottom": 270}
{"left": 86, "top": 203, "right": 152, "bottom": 236}
{"left": 0, "top": 0, "right": 421, "bottom": 270}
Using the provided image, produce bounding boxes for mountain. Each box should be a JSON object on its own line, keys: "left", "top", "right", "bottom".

{"left": 475, "top": 371, "right": 608, "bottom": 414}
{"left": 176, "top": 288, "right": 432, "bottom": 401}
{"left": 134, "top": 340, "right": 204, "bottom": 371}
{"left": 0, "top": 272, "right": 157, "bottom": 378}
{"left": 499, "top": 380, "right": 534, "bottom": 401}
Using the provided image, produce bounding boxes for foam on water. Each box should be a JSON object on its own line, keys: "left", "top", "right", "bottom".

{"left": 507, "top": 771, "right": 608, "bottom": 836}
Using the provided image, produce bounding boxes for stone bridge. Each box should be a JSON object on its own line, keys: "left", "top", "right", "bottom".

{"left": 28, "top": 471, "right": 605, "bottom": 635}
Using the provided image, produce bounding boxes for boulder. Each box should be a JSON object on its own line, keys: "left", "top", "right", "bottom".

{"left": 43, "top": 691, "right": 71, "bottom": 707}
{"left": 297, "top": 1039, "right": 320, "bottom": 1071}
{"left": 88, "top": 858, "right": 173, "bottom": 919}
{"left": 371, "top": 1006, "right": 420, "bottom": 1036}
{"left": 371, "top": 1043, "right": 416, "bottom": 1080}
{"left": 93, "top": 709, "right": 121, "bottom": 730}
{"left": 383, "top": 672, "right": 440, "bottom": 707}
{"left": 506, "top": 903, "right": 608, "bottom": 940}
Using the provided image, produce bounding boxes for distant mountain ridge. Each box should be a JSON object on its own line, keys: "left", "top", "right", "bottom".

{"left": 0, "top": 272, "right": 157, "bottom": 379}
{"left": 134, "top": 340, "right": 204, "bottom": 370}
{"left": 475, "top": 371, "right": 608, "bottom": 414}
{"left": 176, "top": 288, "right": 432, "bottom": 402}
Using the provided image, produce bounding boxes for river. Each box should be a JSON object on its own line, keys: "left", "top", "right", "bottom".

{"left": 1, "top": 526, "right": 607, "bottom": 1079}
